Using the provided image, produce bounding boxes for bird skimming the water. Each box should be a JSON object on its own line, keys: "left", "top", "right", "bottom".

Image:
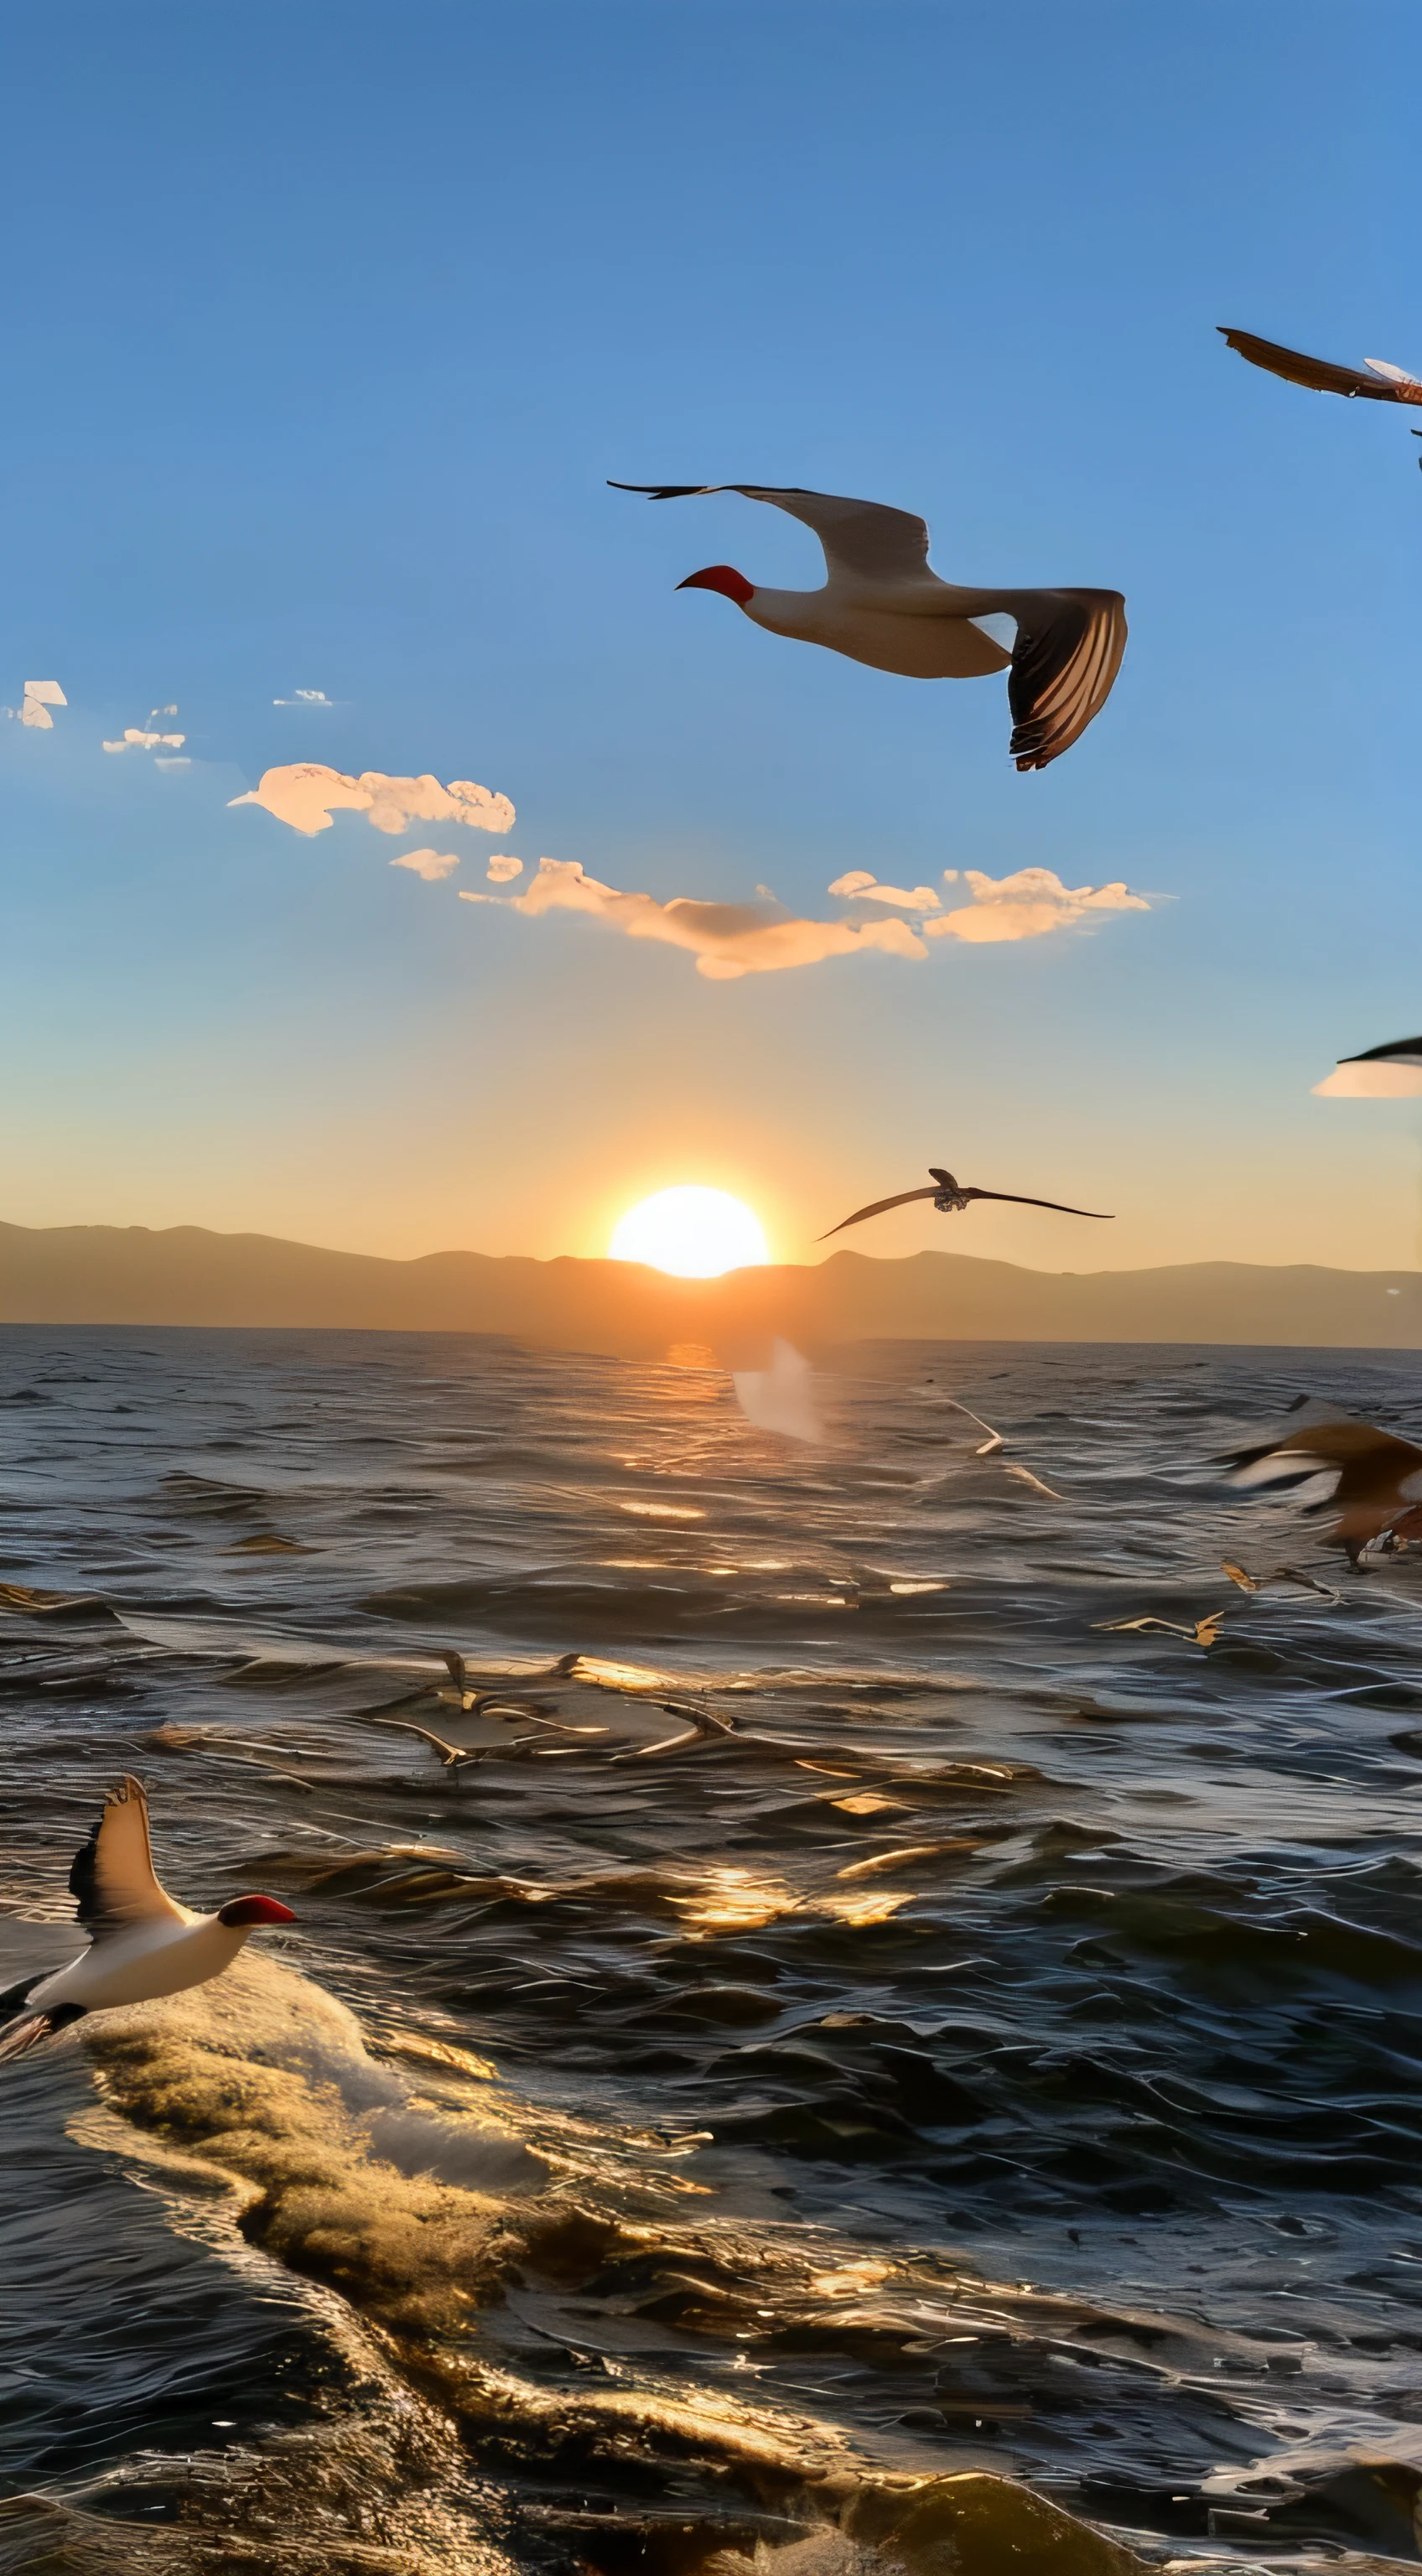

{"left": 821, "top": 1167, "right": 1113, "bottom": 1240}
{"left": 0, "top": 1778, "right": 295, "bottom": 2062}
{"left": 610, "top": 482, "right": 1127, "bottom": 771}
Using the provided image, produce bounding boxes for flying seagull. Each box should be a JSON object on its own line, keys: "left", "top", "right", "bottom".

{"left": 1219, "top": 328, "right": 1422, "bottom": 472}
{"left": 1222, "top": 1416, "right": 1422, "bottom": 1567}
{"left": 609, "top": 483, "right": 1127, "bottom": 771}
{"left": 821, "top": 1166, "right": 1113, "bottom": 1240}
{"left": 1218, "top": 326, "right": 1422, "bottom": 408}
{"left": 376, "top": 1717, "right": 487, "bottom": 1772}
{"left": 0, "top": 1777, "right": 295, "bottom": 2062}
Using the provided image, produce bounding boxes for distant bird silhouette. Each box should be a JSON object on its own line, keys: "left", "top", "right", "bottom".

{"left": 1220, "top": 328, "right": 1422, "bottom": 470}
{"left": 610, "top": 482, "right": 1127, "bottom": 771}
{"left": 1222, "top": 1416, "right": 1422, "bottom": 1567}
{"left": 821, "top": 1166, "right": 1113, "bottom": 1240}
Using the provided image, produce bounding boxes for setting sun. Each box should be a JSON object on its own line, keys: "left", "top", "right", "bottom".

{"left": 609, "top": 1187, "right": 769, "bottom": 1278}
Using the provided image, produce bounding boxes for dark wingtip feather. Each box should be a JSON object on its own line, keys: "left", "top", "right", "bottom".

{"left": 68, "top": 1816, "right": 103, "bottom": 1919}
{"left": 607, "top": 481, "right": 710, "bottom": 501}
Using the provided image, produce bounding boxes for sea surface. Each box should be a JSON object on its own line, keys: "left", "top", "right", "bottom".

{"left": 3, "top": 1327, "right": 1422, "bottom": 2573}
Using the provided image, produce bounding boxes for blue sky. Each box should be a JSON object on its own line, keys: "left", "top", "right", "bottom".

{"left": 2, "top": 0, "right": 1419, "bottom": 1270}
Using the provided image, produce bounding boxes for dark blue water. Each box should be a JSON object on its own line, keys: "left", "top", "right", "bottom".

{"left": 3, "top": 1327, "right": 1422, "bottom": 2573}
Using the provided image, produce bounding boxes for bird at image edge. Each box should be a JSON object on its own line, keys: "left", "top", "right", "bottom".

{"left": 610, "top": 482, "right": 1127, "bottom": 771}
{"left": 0, "top": 1777, "right": 295, "bottom": 2061}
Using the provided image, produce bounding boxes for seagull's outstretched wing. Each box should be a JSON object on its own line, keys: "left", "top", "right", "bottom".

{"left": 963, "top": 1189, "right": 1113, "bottom": 1218}
{"left": 1223, "top": 1419, "right": 1422, "bottom": 1489}
{"left": 1341, "top": 1036, "right": 1422, "bottom": 1067}
{"left": 70, "top": 1778, "right": 187, "bottom": 1940}
{"left": 1217, "top": 326, "right": 1422, "bottom": 402}
{"left": 819, "top": 1186, "right": 941, "bottom": 1240}
{"left": 610, "top": 483, "right": 932, "bottom": 587}
{"left": 1007, "top": 591, "right": 1128, "bottom": 771}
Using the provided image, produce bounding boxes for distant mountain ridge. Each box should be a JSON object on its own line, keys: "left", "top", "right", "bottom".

{"left": 0, "top": 1218, "right": 1417, "bottom": 1355}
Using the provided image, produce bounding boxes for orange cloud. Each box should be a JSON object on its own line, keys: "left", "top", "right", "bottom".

{"left": 828, "top": 869, "right": 942, "bottom": 912}
{"left": 460, "top": 858, "right": 928, "bottom": 980}
{"left": 924, "top": 866, "right": 1149, "bottom": 944}
{"left": 230, "top": 763, "right": 514, "bottom": 839}
{"left": 390, "top": 849, "right": 459, "bottom": 881}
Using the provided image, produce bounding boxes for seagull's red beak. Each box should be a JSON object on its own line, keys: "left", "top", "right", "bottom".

{"left": 219, "top": 1894, "right": 298, "bottom": 1927}
{"left": 677, "top": 563, "right": 755, "bottom": 605}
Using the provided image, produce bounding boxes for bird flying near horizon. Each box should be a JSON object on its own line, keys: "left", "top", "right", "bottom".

{"left": 820, "top": 1166, "right": 1113, "bottom": 1240}
{"left": 0, "top": 1777, "right": 295, "bottom": 2062}
{"left": 610, "top": 483, "right": 1127, "bottom": 771}
{"left": 1221, "top": 1415, "right": 1422, "bottom": 1567}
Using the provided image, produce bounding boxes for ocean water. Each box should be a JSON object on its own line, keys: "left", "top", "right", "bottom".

{"left": 3, "top": 1326, "right": 1422, "bottom": 2573}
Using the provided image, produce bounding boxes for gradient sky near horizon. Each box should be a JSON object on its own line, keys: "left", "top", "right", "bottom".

{"left": 3, "top": 0, "right": 1420, "bottom": 1275}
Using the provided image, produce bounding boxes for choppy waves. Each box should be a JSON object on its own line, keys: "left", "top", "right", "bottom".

{"left": 5, "top": 1328, "right": 1422, "bottom": 2568}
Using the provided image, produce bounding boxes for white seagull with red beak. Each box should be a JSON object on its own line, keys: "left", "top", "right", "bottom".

{"left": 0, "top": 1777, "right": 296, "bottom": 2062}
{"left": 610, "top": 481, "right": 1127, "bottom": 770}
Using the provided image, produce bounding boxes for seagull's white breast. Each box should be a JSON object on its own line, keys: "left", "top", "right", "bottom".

{"left": 31, "top": 1914, "right": 251, "bottom": 2013}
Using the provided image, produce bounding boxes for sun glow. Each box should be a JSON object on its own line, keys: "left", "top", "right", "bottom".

{"left": 609, "top": 1187, "right": 769, "bottom": 1279}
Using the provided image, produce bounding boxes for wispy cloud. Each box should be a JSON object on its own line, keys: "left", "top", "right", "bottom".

{"left": 460, "top": 857, "right": 929, "bottom": 980}
{"left": 273, "top": 688, "right": 334, "bottom": 707}
{"left": 103, "top": 706, "right": 186, "bottom": 756}
{"left": 486, "top": 854, "right": 523, "bottom": 883}
{"left": 391, "top": 848, "right": 459, "bottom": 881}
{"left": 4, "top": 680, "right": 66, "bottom": 730}
{"left": 831, "top": 865, "right": 1149, "bottom": 945}
{"left": 229, "top": 762, "right": 515, "bottom": 839}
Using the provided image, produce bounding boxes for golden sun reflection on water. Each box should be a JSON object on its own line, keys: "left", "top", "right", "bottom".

{"left": 664, "top": 1864, "right": 922, "bottom": 1938}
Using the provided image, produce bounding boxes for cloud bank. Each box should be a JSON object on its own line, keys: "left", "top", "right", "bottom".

{"left": 230, "top": 763, "right": 514, "bottom": 839}
{"left": 486, "top": 854, "right": 524, "bottom": 883}
{"left": 453, "top": 854, "right": 1151, "bottom": 980}
{"left": 461, "top": 858, "right": 933, "bottom": 979}
{"left": 273, "top": 688, "right": 333, "bottom": 707}
{"left": 831, "top": 864, "right": 1149, "bottom": 944}
{"left": 923, "top": 867, "right": 1150, "bottom": 944}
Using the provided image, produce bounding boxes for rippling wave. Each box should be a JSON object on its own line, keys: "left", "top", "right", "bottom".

{"left": 4, "top": 1327, "right": 1422, "bottom": 2571}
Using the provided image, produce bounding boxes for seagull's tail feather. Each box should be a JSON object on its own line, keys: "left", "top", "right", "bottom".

{"left": 0, "top": 2003, "right": 82, "bottom": 2063}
